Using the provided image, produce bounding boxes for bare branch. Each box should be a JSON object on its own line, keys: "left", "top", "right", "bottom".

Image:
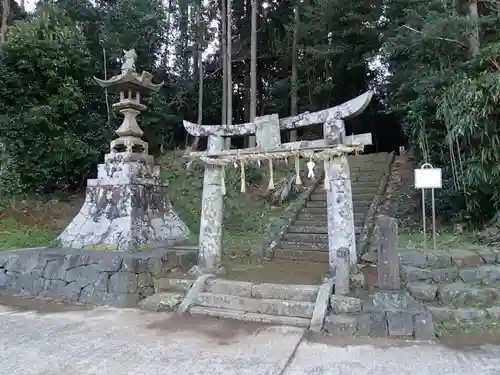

{"left": 401, "top": 25, "right": 469, "bottom": 48}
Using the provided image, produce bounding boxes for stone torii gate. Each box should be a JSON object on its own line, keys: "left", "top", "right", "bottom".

{"left": 183, "top": 91, "right": 374, "bottom": 276}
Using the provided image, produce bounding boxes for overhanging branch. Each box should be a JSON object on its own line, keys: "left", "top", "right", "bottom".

{"left": 401, "top": 25, "right": 469, "bottom": 49}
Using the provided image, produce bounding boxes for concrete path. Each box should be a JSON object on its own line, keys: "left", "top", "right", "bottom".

{"left": 1, "top": 297, "right": 500, "bottom": 375}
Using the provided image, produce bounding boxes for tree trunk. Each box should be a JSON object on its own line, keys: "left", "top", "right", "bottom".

{"left": 161, "top": 0, "right": 173, "bottom": 68}
{"left": 222, "top": 0, "right": 230, "bottom": 149}
{"left": 1, "top": 0, "right": 10, "bottom": 44}
{"left": 226, "top": 0, "right": 233, "bottom": 148}
{"left": 248, "top": 0, "right": 258, "bottom": 147}
{"left": 468, "top": 0, "right": 480, "bottom": 56}
{"left": 289, "top": 2, "right": 300, "bottom": 142}
{"left": 180, "top": 0, "right": 189, "bottom": 80}
{"left": 191, "top": 0, "right": 203, "bottom": 151}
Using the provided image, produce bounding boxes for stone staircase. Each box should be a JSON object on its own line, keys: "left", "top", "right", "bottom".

{"left": 274, "top": 153, "right": 393, "bottom": 263}
{"left": 189, "top": 279, "right": 319, "bottom": 327}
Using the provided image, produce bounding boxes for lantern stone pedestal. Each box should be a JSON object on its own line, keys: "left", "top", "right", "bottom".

{"left": 58, "top": 49, "right": 190, "bottom": 251}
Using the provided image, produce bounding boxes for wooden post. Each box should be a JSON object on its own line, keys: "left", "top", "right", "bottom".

{"left": 197, "top": 135, "right": 225, "bottom": 272}
{"left": 376, "top": 215, "right": 400, "bottom": 290}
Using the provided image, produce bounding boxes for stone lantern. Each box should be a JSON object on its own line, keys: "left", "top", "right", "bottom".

{"left": 58, "top": 49, "right": 190, "bottom": 251}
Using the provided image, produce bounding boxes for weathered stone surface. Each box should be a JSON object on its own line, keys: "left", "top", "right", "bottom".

{"left": 475, "top": 249, "right": 497, "bottom": 264}
{"left": 364, "top": 291, "right": 407, "bottom": 311}
{"left": 432, "top": 267, "right": 458, "bottom": 283}
{"left": 401, "top": 266, "right": 433, "bottom": 283}
{"left": 109, "top": 272, "right": 138, "bottom": 294}
{"left": 139, "top": 292, "right": 184, "bottom": 312}
{"left": 438, "top": 282, "right": 497, "bottom": 307}
{"left": 196, "top": 292, "right": 315, "bottom": 318}
{"left": 324, "top": 314, "right": 358, "bottom": 335}
{"left": 59, "top": 182, "right": 190, "bottom": 252}
{"left": 486, "top": 306, "right": 500, "bottom": 319}
{"left": 453, "top": 308, "right": 487, "bottom": 322}
{"left": 356, "top": 312, "right": 388, "bottom": 337}
{"left": 250, "top": 283, "right": 318, "bottom": 302}
{"left": 65, "top": 265, "right": 99, "bottom": 288}
{"left": 478, "top": 265, "right": 500, "bottom": 285}
{"left": 399, "top": 251, "right": 427, "bottom": 267}
{"left": 334, "top": 247, "right": 350, "bottom": 295}
{"left": 386, "top": 310, "right": 413, "bottom": 337}
{"left": 451, "top": 250, "right": 483, "bottom": 267}
{"left": 330, "top": 295, "right": 362, "bottom": 314}
{"left": 196, "top": 136, "right": 224, "bottom": 272}
{"left": 64, "top": 282, "right": 83, "bottom": 301}
{"left": 310, "top": 280, "right": 334, "bottom": 333}
{"left": 137, "top": 272, "right": 153, "bottom": 290}
{"left": 459, "top": 268, "right": 481, "bottom": 283}
{"left": 326, "top": 154, "right": 357, "bottom": 271}
{"left": 407, "top": 282, "right": 438, "bottom": 302}
{"left": 350, "top": 273, "right": 365, "bottom": 289}
{"left": 202, "top": 279, "right": 251, "bottom": 297}
{"left": 122, "top": 256, "right": 149, "bottom": 274}
{"left": 426, "top": 251, "right": 452, "bottom": 268}
{"left": 413, "top": 311, "right": 435, "bottom": 340}
{"left": 0, "top": 248, "right": 196, "bottom": 308}
{"left": 427, "top": 306, "right": 455, "bottom": 320}
{"left": 376, "top": 216, "right": 400, "bottom": 290}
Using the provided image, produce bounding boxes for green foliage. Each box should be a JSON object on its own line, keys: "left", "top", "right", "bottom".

{"left": 0, "top": 218, "right": 57, "bottom": 250}
{"left": 0, "top": 0, "right": 384, "bottom": 208}
{"left": 382, "top": 0, "right": 500, "bottom": 224}
{"left": 0, "top": 5, "right": 108, "bottom": 193}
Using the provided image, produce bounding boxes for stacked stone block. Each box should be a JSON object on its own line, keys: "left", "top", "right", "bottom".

{"left": 0, "top": 247, "right": 197, "bottom": 307}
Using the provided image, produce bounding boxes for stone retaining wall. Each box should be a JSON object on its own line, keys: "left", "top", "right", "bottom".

{"left": 0, "top": 247, "right": 197, "bottom": 307}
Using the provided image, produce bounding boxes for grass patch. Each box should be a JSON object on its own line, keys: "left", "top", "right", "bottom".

{"left": 434, "top": 318, "right": 500, "bottom": 338}
{"left": 0, "top": 151, "right": 305, "bottom": 252}
{"left": 398, "top": 229, "right": 489, "bottom": 251}
{"left": 162, "top": 150, "right": 303, "bottom": 251}
{"left": 0, "top": 217, "right": 56, "bottom": 250}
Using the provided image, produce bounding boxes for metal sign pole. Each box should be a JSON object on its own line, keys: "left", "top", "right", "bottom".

{"left": 417, "top": 163, "right": 438, "bottom": 251}
{"left": 422, "top": 188, "right": 427, "bottom": 249}
{"left": 431, "top": 187, "right": 437, "bottom": 250}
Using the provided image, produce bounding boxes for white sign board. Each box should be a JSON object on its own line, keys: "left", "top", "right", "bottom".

{"left": 415, "top": 167, "right": 442, "bottom": 189}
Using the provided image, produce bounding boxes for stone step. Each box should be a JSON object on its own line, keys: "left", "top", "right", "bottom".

{"left": 138, "top": 292, "right": 184, "bottom": 312}
{"left": 309, "top": 193, "right": 376, "bottom": 202}
{"left": 351, "top": 187, "right": 380, "bottom": 195}
{"left": 292, "top": 220, "right": 364, "bottom": 228}
{"left": 306, "top": 200, "right": 372, "bottom": 208}
{"left": 352, "top": 176, "right": 384, "bottom": 183}
{"left": 287, "top": 225, "right": 361, "bottom": 236}
{"left": 301, "top": 207, "right": 369, "bottom": 215}
{"left": 204, "top": 279, "right": 319, "bottom": 302}
{"left": 274, "top": 249, "right": 329, "bottom": 263}
{"left": 351, "top": 176, "right": 384, "bottom": 183}
{"left": 189, "top": 306, "right": 311, "bottom": 327}
{"left": 195, "top": 292, "right": 316, "bottom": 318}
{"left": 316, "top": 182, "right": 380, "bottom": 191}
{"left": 283, "top": 232, "right": 360, "bottom": 244}
{"left": 279, "top": 241, "right": 328, "bottom": 251}
{"left": 155, "top": 277, "right": 194, "bottom": 293}
{"left": 297, "top": 212, "right": 365, "bottom": 223}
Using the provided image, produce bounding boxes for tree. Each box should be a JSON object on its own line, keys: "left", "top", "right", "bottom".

{"left": 248, "top": 0, "right": 257, "bottom": 146}
{"left": 382, "top": 0, "right": 500, "bottom": 222}
{"left": 0, "top": 4, "right": 106, "bottom": 193}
